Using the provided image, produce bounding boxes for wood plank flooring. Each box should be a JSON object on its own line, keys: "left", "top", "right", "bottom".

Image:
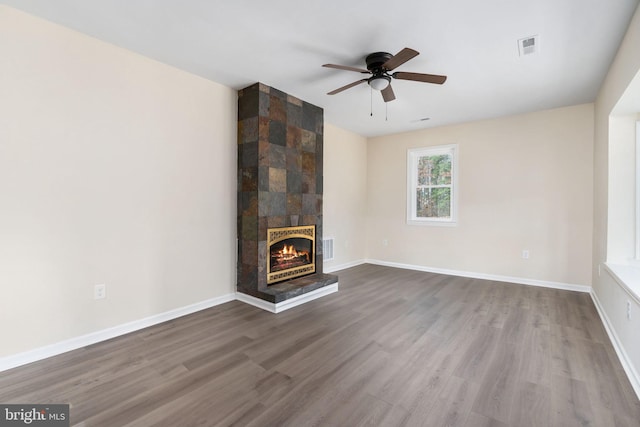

{"left": 1, "top": 264, "right": 639, "bottom": 426}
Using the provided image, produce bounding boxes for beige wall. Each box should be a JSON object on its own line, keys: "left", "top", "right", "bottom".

{"left": 0, "top": 6, "right": 237, "bottom": 357}
{"left": 367, "top": 104, "right": 594, "bottom": 286}
{"left": 323, "top": 124, "right": 368, "bottom": 270}
{"left": 593, "top": 4, "right": 640, "bottom": 391}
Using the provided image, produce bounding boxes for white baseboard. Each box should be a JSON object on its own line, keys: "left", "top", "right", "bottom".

{"left": 365, "top": 259, "right": 591, "bottom": 293}
{"left": 324, "top": 259, "right": 366, "bottom": 273}
{"left": 590, "top": 290, "right": 640, "bottom": 400}
{"left": 235, "top": 292, "right": 276, "bottom": 312}
{"left": 0, "top": 293, "right": 236, "bottom": 373}
{"left": 236, "top": 283, "right": 339, "bottom": 314}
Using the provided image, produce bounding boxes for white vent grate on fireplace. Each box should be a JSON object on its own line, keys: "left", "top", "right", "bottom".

{"left": 323, "top": 238, "right": 335, "bottom": 261}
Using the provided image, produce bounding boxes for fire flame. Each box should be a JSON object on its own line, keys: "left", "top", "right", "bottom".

{"left": 277, "top": 244, "right": 309, "bottom": 262}
{"left": 282, "top": 244, "right": 297, "bottom": 256}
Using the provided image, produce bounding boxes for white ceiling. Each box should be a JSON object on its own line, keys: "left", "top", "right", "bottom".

{"left": 3, "top": 0, "right": 639, "bottom": 137}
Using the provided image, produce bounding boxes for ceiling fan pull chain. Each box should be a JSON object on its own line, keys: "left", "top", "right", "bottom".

{"left": 386, "top": 103, "right": 388, "bottom": 121}
{"left": 370, "top": 86, "right": 373, "bottom": 117}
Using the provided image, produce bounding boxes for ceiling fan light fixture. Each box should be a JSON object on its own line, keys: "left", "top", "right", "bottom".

{"left": 369, "top": 76, "right": 390, "bottom": 91}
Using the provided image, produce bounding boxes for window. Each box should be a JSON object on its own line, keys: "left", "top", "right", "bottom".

{"left": 407, "top": 144, "right": 458, "bottom": 225}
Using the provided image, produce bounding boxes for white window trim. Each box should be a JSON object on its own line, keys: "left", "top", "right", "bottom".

{"left": 635, "top": 121, "right": 640, "bottom": 261}
{"left": 407, "top": 144, "right": 459, "bottom": 226}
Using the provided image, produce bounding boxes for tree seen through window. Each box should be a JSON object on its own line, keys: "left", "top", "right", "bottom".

{"left": 416, "top": 154, "right": 452, "bottom": 218}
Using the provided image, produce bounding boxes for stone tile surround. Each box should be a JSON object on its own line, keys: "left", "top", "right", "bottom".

{"left": 237, "top": 83, "right": 337, "bottom": 303}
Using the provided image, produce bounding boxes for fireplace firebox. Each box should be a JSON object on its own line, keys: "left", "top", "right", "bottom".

{"left": 267, "top": 225, "right": 315, "bottom": 284}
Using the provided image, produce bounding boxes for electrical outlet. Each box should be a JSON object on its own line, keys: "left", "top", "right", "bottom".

{"left": 382, "top": 239, "right": 388, "bottom": 247}
{"left": 94, "top": 284, "right": 106, "bottom": 300}
{"left": 522, "top": 249, "right": 530, "bottom": 259}
{"left": 627, "top": 300, "right": 632, "bottom": 321}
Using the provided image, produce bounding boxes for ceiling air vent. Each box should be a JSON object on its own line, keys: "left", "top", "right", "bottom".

{"left": 518, "top": 35, "right": 539, "bottom": 56}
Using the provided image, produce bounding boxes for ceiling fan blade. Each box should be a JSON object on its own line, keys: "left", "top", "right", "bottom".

{"left": 327, "top": 78, "right": 368, "bottom": 95}
{"left": 383, "top": 48, "right": 419, "bottom": 71}
{"left": 323, "top": 64, "right": 370, "bottom": 73}
{"left": 393, "top": 71, "right": 447, "bottom": 84}
{"left": 381, "top": 85, "right": 396, "bottom": 102}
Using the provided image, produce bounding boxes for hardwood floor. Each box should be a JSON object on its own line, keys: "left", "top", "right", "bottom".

{"left": 1, "top": 264, "right": 639, "bottom": 426}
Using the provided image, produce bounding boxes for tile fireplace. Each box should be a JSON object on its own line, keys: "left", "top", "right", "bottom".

{"left": 236, "top": 83, "right": 337, "bottom": 308}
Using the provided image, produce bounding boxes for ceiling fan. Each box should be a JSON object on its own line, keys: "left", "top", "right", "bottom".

{"left": 323, "top": 48, "right": 447, "bottom": 102}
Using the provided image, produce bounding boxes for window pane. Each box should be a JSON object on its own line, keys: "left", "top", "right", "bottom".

{"left": 417, "top": 154, "right": 451, "bottom": 186}
{"left": 416, "top": 187, "right": 451, "bottom": 218}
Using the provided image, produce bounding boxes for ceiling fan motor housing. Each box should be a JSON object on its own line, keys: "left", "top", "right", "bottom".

{"left": 366, "top": 52, "right": 393, "bottom": 74}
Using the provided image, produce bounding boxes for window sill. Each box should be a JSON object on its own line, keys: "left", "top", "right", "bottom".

{"left": 407, "top": 219, "right": 458, "bottom": 227}
{"left": 604, "top": 262, "right": 640, "bottom": 305}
